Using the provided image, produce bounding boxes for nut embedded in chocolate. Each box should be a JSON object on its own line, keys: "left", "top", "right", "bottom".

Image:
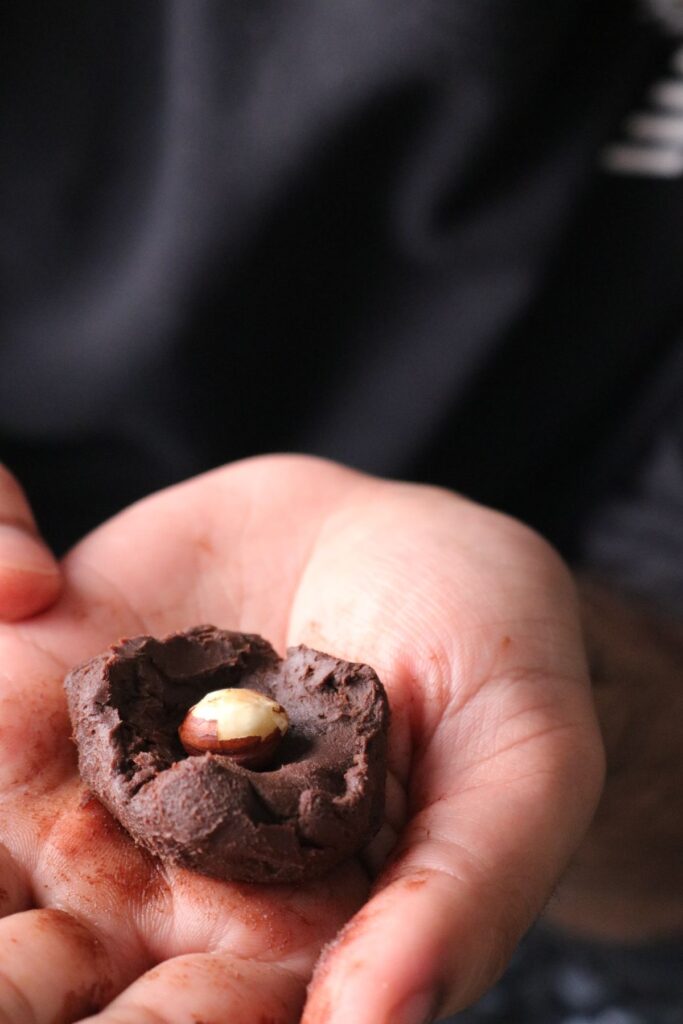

{"left": 178, "top": 687, "right": 289, "bottom": 767}
{"left": 64, "top": 626, "right": 389, "bottom": 883}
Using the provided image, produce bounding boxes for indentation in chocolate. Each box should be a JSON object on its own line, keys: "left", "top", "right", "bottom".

{"left": 64, "top": 626, "right": 389, "bottom": 883}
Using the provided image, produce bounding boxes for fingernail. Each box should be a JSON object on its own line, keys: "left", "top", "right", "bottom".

{"left": 391, "top": 988, "right": 438, "bottom": 1024}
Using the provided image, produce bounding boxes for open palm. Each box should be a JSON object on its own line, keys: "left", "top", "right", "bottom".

{"left": 0, "top": 456, "right": 603, "bottom": 1023}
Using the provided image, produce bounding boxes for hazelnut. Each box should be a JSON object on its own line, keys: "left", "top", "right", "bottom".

{"left": 178, "top": 688, "right": 289, "bottom": 768}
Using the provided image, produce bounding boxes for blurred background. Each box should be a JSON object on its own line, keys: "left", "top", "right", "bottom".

{"left": 2, "top": 2, "right": 682, "bottom": 1020}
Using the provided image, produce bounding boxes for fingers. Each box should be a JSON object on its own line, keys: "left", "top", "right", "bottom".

{"left": 78, "top": 953, "right": 304, "bottom": 1024}
{"left": 0, "top": 908, "right": 133, "bottom": 1024}
{"left": 0, "top": 465, "right": 61, "bottom": 621}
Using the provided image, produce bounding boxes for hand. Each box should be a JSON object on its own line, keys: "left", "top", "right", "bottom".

{"left": 0, "top": 464, "right": 61, "bottom": 620}
{"left": 0, "top": 455, "right": 603, "bottom": 1023}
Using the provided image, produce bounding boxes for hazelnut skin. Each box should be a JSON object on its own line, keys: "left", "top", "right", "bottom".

{"left": 178, "top": 687, "right": 289, "bottom": 769}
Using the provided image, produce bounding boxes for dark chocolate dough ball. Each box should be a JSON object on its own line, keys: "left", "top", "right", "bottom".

{"left": 64, "top": 626, "right": 389, "bottom": 883}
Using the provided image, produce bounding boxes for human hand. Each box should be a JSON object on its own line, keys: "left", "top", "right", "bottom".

{"left": 0, "top": 464, "right": 61, "bottom": 620}
{"left": 0, "top": 455, "right": 603, "bottom": 1022}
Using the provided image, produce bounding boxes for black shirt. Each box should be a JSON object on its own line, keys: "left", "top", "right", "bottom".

{"left": 1, "top": 0, "right": 682, "bottom": 609}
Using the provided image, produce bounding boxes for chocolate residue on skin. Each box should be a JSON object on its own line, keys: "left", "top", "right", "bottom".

{"left": 64, "top": 626, "right": 389, "bottom": 883}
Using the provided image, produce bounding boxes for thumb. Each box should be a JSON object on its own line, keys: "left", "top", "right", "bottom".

{"left": 0, "top": 464, "right": 61, "bottom": 620}
{"left": 302, "top": 699, "right": 602, "bottom": 1024}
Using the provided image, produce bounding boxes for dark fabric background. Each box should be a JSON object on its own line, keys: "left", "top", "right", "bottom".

{"left": 1, "top": 2, "right": 681, "bottom": 600}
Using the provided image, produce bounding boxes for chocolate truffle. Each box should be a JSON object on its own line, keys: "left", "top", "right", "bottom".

{"left": 64, "top": 626, "right": 389, "bottom": 883}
